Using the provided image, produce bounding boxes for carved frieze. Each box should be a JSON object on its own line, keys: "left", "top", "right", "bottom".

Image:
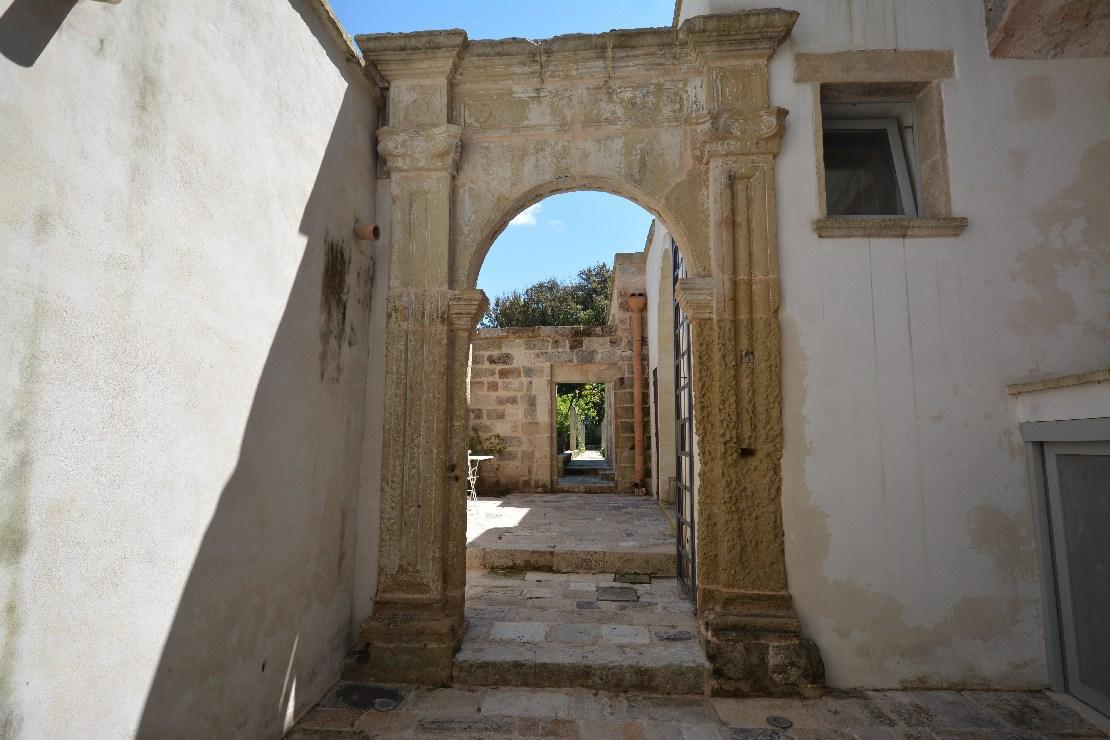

{"left": 378, "top": 124, "right": 463, "bottom": 174}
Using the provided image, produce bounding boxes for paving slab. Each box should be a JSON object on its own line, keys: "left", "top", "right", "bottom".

{"left": 291, "top": 684, "right": 1110, "bottom": 740}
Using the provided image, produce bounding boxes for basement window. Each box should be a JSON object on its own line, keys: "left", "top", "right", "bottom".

{"left": 823, "top": 118, "right": 917, "bottom": 218}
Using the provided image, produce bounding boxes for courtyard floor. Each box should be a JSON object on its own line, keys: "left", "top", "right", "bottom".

{"left": 288, "top": 494, "right": 1109, "bottom": 738}
{"left": 289, "top": 683, "right": 1109, "bottom": 739}
{"left": 465, "top": 493, "right": 674, "bottom": 574}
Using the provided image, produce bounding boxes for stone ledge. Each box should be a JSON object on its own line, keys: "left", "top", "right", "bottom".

{"left": 1007, "top": 367, "right": 1110, "bottom": 396}
{"left": 813, "top": 216, "right": 968, "bottom": 239}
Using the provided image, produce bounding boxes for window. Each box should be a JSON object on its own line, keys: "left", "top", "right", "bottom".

{"left": 823, "top": 119, "right": 917, "bottom": 217}
{"left": 794, "top": 49, "right": 968, "bottom": 238}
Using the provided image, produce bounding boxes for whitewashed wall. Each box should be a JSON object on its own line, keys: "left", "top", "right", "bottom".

{"left": 0, "top": 1, "right": 385, "bottom": 737}
{"left": 666, "top": 0, "right": 1110, "bottom": 688}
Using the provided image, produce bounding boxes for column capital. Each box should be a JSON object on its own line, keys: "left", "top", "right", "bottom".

{"left": 698, "top": 107, "right": 788, "bottom": 160}
{"left": 378, "top": 124, "right": 463, "bottom": 175}
{"left": 674, "top": 277, "right": 718, "bottom": 320}
{"left": 447, "top": 288, "right": 488, "bottom": 331}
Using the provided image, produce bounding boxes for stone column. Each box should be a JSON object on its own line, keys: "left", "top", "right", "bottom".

{"left": 355, "top": 31, "right": 476, "bottom": 684}
{"left": 677, "top": 102, "right": 824, "bottom": 695}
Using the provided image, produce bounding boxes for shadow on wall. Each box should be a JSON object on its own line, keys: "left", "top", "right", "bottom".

{"left": 0, "top": 0, "right": 77, "bottom": 67}
{"left": 133, "top": 11, "right": 376, "bottom": 740}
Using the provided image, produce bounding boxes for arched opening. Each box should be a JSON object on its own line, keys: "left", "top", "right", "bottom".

{"left": 459, "top": 191, "right": 712, "bottom": 692}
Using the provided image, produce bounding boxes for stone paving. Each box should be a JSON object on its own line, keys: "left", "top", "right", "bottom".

{"left": 289, "top": 683, "right": 1109, "bottom": 739}
{"left": 455, "top": 570, "right": 709, "bottom": 694}
{"left": 466, "top": 494, "right": 675, "bottom": 574}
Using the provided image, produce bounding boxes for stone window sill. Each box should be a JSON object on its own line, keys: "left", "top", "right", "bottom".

{"left": 814, "top": 216, "right": 968, "bottom": 239}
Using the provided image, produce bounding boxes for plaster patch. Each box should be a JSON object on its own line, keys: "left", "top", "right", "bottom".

{"left": 1007, "top": 140, "right": 1110, "bottom": 335}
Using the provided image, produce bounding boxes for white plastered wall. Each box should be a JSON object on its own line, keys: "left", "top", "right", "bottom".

{"left": 679, "top": 0, "right": 1110, "bottom": 687}
{"left": 0, "top": 1, "right": 386, "bottom": 737}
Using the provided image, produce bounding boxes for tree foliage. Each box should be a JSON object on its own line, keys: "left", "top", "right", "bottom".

{"left": 481, "top": 263, "right": 613, "bottom": 328}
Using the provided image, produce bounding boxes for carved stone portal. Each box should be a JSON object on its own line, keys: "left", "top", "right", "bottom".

{"left": 356, "top": 10, "right": 825, "bottom": 695}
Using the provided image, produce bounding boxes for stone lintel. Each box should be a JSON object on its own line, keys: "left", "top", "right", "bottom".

{"left": 813, "top": 216, "right": 968, "bottom": 239}
{"left": 447, "top": 288, "right": 488, "bottom": 331}
{"left": 674, "top": 278, "right": 718, "bottom": 320}
{"left": 794, "top": 49, "right": 955, "bottom": 83}
{"left": 378, "top": 124, "right": 462, "bottom": 174}
{"left": 357, "top": 30, "right": 467, "bottom": 81}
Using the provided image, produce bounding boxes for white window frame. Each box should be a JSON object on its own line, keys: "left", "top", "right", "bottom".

{"left": 822, "top": 118, "right": 918, "bottom": 218}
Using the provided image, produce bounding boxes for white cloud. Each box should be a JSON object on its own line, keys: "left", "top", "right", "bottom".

{"left": 509, "top": 203, "right": 541, "bottom": 226}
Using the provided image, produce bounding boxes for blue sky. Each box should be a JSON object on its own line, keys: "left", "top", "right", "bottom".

{"left": 329, "top": 0, "right": 670, "bottom": 300}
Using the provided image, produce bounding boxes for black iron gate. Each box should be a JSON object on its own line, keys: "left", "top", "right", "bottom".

{"left": 672, "top": 241, "right": 697, "bottom": 603}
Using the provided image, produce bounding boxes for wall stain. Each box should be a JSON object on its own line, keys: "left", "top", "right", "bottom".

{"left": 319, "top": 232, "right": 352, "bottom": 383}
{"left": 1014, "top": 75, "right": 1057, "bottom": 120}
{"left": 1, "top": 297, "right": 46, "bottom": 739}
{"left": 969, "top": 505, "right": 1038, "bottom": 584}
{"left": 1007, "top": 139, "right": 1110, "bottom": 336}
{"left": 1007, "top": 149, "right": 1029, "bottom": 181}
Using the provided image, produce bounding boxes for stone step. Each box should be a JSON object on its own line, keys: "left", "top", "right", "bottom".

{"left": 456, "top": 572, "right": 709, "bottom": 695}
{"left": 466, "top": 544, "right": 675, "bottom": 575}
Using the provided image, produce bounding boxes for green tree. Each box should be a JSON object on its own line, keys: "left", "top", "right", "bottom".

{"left": 481, "top": 263, "right": 613, "bottom": 328}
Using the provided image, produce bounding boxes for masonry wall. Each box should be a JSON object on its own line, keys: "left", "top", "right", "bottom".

{"left": 0, "top": 2, "right": 384, "bottom": 738}
{"left": 607, "top": 253, "right": 653, "bottom": 493}
{"left": 469, "top": 326, "right": 643, "bottom": 494}
{"left": 664, "top": 0, "right": 1110, "bottom": 689}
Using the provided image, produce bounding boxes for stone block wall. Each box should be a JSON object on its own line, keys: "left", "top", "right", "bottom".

{"left": 468, "top": 325, "right": 648, "bottom": 494}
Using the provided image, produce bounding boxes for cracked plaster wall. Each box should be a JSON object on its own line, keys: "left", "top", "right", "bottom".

{"left": 677, "top": 0, "right": 1109, "bottom": 688}
{"left": 0, "top": 1, "right": 384, "bottom": 737}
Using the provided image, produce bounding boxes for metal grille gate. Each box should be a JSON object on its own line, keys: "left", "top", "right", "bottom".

{"left": 672, "top": 241, "right": 697, "bottom": 603}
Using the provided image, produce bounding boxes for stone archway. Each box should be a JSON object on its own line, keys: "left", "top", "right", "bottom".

{"left": 357, "top": 10, "right": 824, "bottom": 695}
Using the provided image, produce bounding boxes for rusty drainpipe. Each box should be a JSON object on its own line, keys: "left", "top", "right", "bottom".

{"left": 627, "top": 294, "right": 647, "bottom": 493}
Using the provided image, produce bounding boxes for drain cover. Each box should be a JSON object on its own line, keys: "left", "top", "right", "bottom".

{"left": 766, "top": 715, "right": 793, "bottom": 729}
{"left": 333, "top": 684, "right": 406, "bottom": 710}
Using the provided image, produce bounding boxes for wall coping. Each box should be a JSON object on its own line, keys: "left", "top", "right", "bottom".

{"left": 475, "top": 326, "right": 615, "bottom": 339}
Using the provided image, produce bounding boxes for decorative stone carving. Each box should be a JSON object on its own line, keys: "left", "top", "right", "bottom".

{"left": 355, "top": 9, "right": 825, "bottom": 697}
{"left": 700, "top": 107, "right": 789, "bottom": 160}
{"left": 378, "top": 124, "right": 462, "bottom": 174}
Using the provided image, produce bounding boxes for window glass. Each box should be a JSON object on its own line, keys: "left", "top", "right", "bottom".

{"left": 823, "top": 128, "right": 907, "bottom": 216}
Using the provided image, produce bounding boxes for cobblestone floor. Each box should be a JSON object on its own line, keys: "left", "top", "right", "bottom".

{"left": 289, "top": 684, "right": 1109, "bottom": 739}
{"left": 466, "top": 494, "right": 674, "bottom": 574}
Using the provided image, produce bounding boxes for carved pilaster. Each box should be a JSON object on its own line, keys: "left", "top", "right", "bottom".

{"left": 444, "top": 289, "right": 488, "bottom": 616}
{"left": 686, "top": 94, "right": 824, "bottom": 696}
